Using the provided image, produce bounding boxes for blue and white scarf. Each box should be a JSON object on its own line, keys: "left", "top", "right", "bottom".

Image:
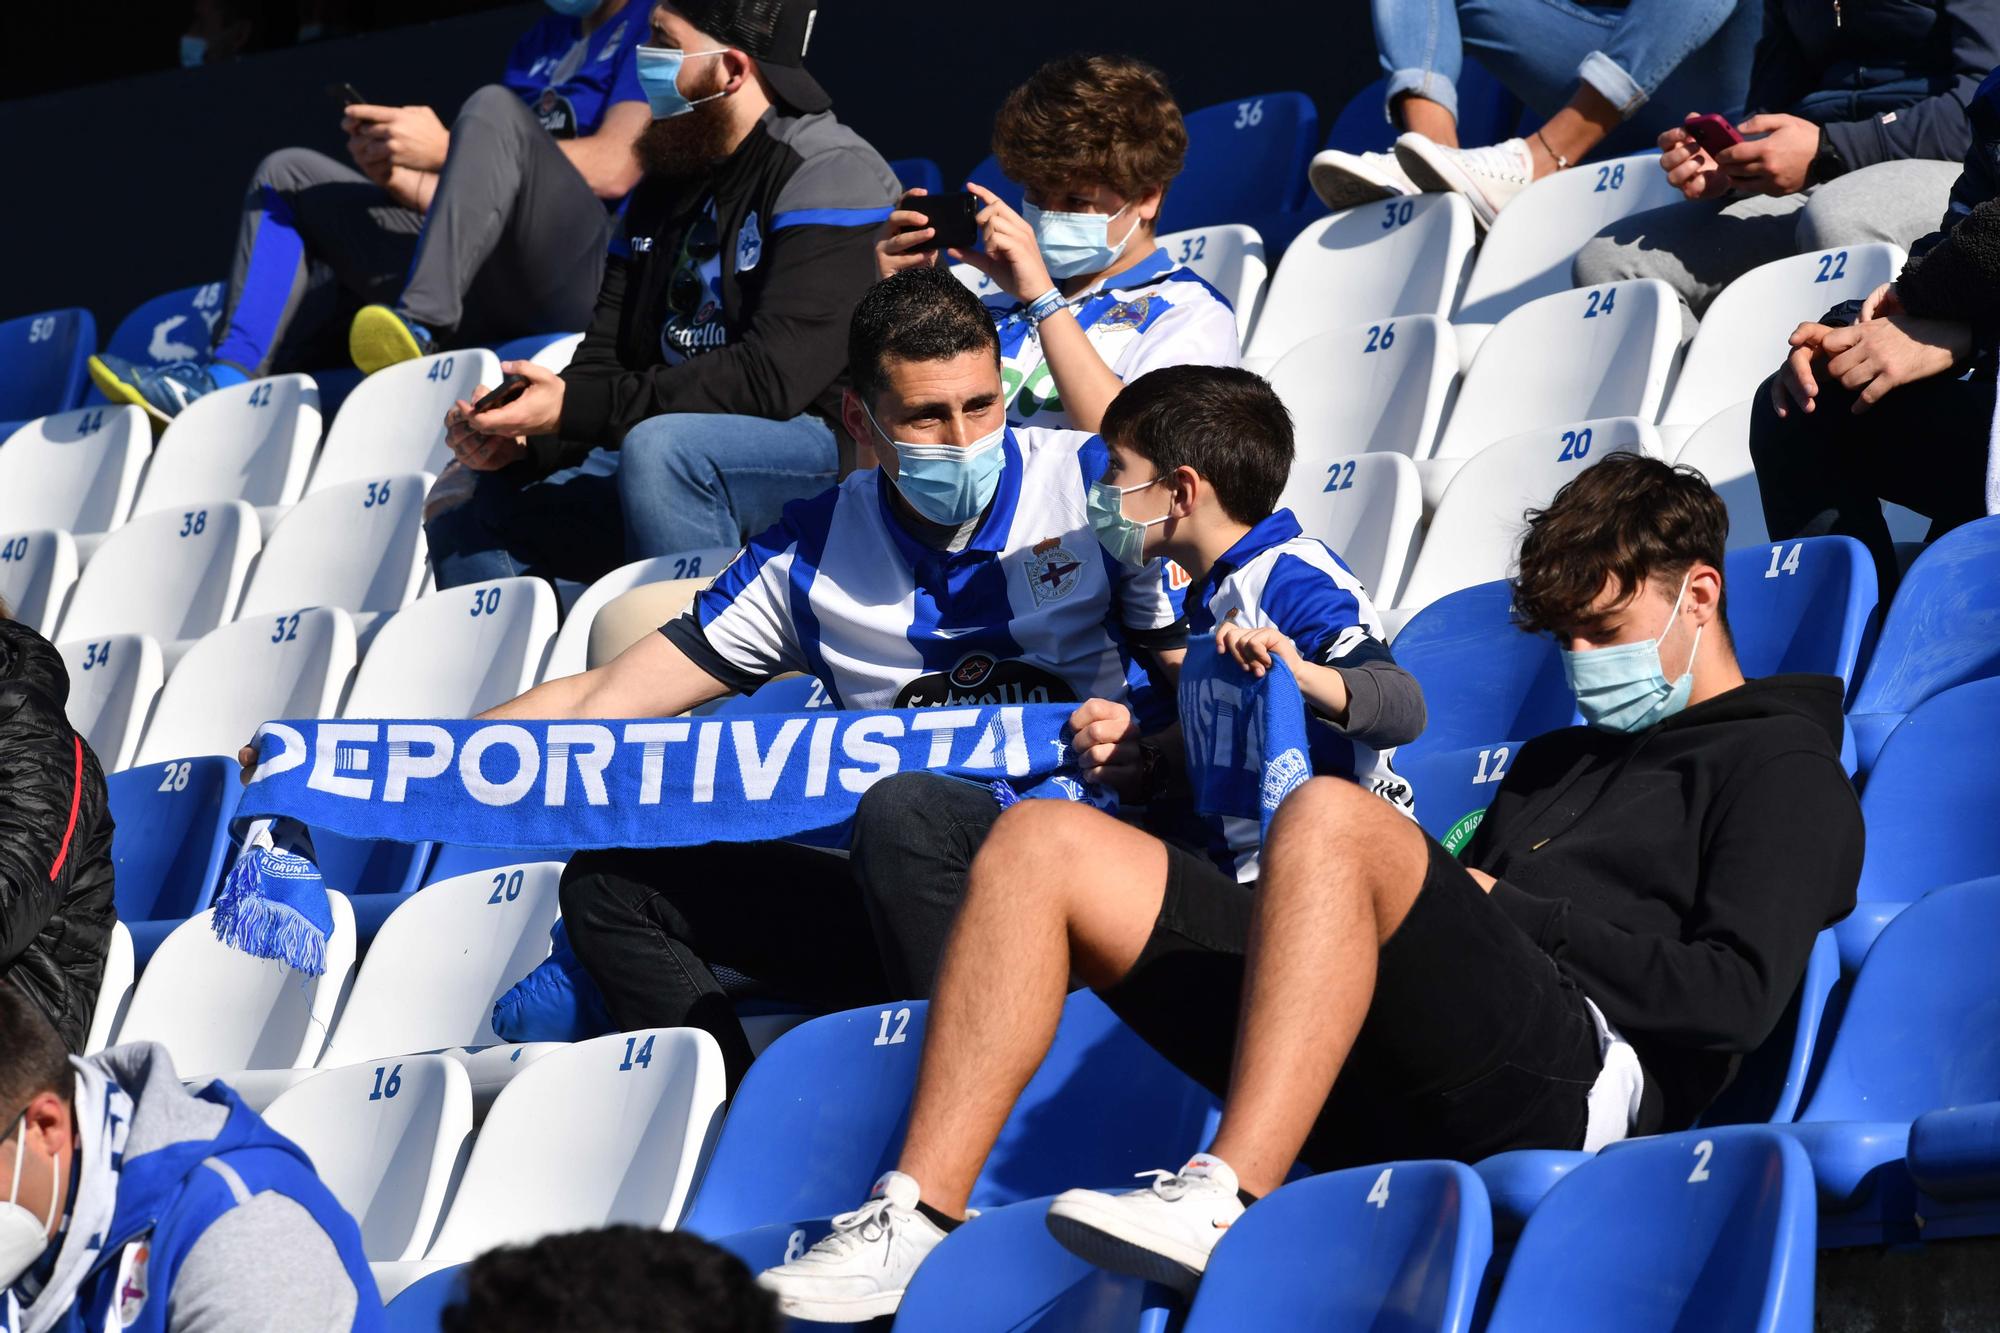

{"left": 1177, "top": 637, "right": 1315, "bottom": 843}
{"left": 1, "top": 1063, "right": 131, "bottom": 1333}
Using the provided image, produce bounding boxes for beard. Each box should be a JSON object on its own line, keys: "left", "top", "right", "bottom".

{"left": 635, "top": 98, "right": 737, "bottom": 179}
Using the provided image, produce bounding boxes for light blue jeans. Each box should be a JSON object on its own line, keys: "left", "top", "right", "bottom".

{"left": 1373, "top": 0, "right": 1760, "bottom": 153}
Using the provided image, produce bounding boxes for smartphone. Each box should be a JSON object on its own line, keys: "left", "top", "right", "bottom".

{"left": 904, "top": 192, "right": 980, "bottom": 253}
{"left": 326, "top": 81, "right": 367, "bottom": 107}
{"left": 1683, "top": 113, "right": 1743, "bottom": 156}
{"left": 472, "top": 374, "right": 530, "bottom": 414}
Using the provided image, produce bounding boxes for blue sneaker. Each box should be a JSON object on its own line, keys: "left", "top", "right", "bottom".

{"left": 349, "top": 305, "right": 441, "bottom": 374}
{"left": 87, "top": 353, "right": 220, "bottom": 425}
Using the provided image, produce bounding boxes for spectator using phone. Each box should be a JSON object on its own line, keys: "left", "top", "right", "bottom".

{"left": 1574, "top": 0, "right": 2000, "bottom": 316}
{"left": 90, "top": 0, "right": 654, "bottom": 422}
{"left": 874, "top": 55, "right": 1242, "bottom": 435}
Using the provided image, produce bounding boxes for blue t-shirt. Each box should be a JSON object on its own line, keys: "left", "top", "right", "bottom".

{"left": 502, "top": 5, "right": 648, "bottom": 139}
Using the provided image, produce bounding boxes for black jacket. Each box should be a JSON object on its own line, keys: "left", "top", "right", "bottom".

{"left": 0, "top": 619, "right": 115, "bottom": 1052}
{"left": 1465, "top": 674, "right": 1862, "bottom": 1132}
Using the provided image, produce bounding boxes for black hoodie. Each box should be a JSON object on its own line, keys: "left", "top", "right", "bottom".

{"left": 1464, "top": 674, "right": 1862, "bottom": 1132}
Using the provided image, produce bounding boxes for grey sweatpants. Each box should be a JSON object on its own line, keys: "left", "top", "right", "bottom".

{"left": 1571, "top": 158, "right": 1961, "bottom": 317}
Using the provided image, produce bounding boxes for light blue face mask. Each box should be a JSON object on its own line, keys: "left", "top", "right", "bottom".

{"left": 634, "top": 45, "right": 730, "bottom": 121}
{"left": 1022, "top": 201, "right": 1134, "bottom": 280}
{"left": 865, "top": 403, "right": 1008, "bottom": 527}
{"left": 1087, "top": 478, "right": 1168, "bottom": 566}
{"left": 1561, "top": 574, "right": 1703, "bottom": 734}
{"left": 543, "top": 0, "right": 599, "bottom": 16}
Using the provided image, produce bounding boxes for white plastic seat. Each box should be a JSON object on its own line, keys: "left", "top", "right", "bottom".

{"left": 0, "top": 406, "right": 149, "bottom": 538}
{"left": 342, "top": 577, "right": 557, "bottom": 718}
{"left": 85, "top": 921, "right": 134, "bottom": 1054}
{"left": 1244, "top": 193, "right": 1477, "bottom": 369}
{"left": 55, "top": 501, "right": 261, "bottom": 658}
{"left": 314, "top": 864, "right": 564, "bottom": 1069}
{"left": 1280, "top": 452, "right": 1424, "bottom": 606}
{"left": 117, "top": 891, "right": 356, "bottom": 1077}
{"left": 58, "top": 633, "right": 163, "bottom": 772}
{"left": 1398, "top": 417, "right": 1665, "bottom": 610}
{"left": 133, "top": 609, "right": 357, "bottom": 766}
{"left": 543, "top": 550, "right": 738, "bottom": 681}
{"left": 1265, "top": 314, "right": 1455, "bottom": 463}
{"left": 235, "top": 473, "right": 432, "bottom": 631}
{"left": 1154, "top": 224, "right": 1269, "bottom": 346}
{"left": 1661, "top": 242, "right": 1905, "bottom": 431}
{"left": 263, "top": 1056, "right": 474, "bottom": 1263}
{"left": 1673, "top": 400, "right": 1766, "bottom": 546}
{"left": 528, "top": 334, "right": 585, "bottom": 373}
{"left": 1455, "top": 153, "right": 1683, "bottom": 326}
{"left": 308, "top": 350, "right": 502, "bottom": 493}
{"left": 0, "top": 529, "right": 77, "bottom": 637}
{"left": 130, "top": 375, "right": 320, "bottom": 525}
{"left": 589, "top": 576, "right": 713, "bottom": 671}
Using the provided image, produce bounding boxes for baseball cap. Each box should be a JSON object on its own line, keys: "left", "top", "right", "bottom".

{"left": 666, "top": 0, "right": 831, "bottom": 114}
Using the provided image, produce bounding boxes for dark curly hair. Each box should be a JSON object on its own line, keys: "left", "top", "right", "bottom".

{"left": 993, "top": 55, "right": 1188, "bottom": 202}
{"left": 441, "top": 1226, "right": 779, "bottom": 1333}
{"left": 848, "top": 266, "right": 1002, "bottom": 404}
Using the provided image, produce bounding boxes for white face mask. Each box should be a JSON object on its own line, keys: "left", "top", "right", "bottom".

{"left": 0, "top": 1112, "right": 58, "bottom": 1288}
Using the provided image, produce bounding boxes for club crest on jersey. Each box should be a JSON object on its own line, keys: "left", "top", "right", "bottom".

{"left": 736, "top": 211, "right": 763, "bottom": 273}
{"left": 1096, "top": 295, "right": 1155, "bottom": 331}
{"left": 1025, "top": 537, "right": 1083, "bottom": 604}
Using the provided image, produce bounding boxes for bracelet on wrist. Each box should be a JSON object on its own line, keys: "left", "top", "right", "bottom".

{"left": 1024, "top": 287, "right": 1065, "bottom": 327}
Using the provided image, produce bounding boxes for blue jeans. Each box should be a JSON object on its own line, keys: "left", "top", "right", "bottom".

{"left": 424, "top": 412, "right": 838, "bottom": 589}
{"left": 1373, "top": 0, "right": 1760, "bottom": 153}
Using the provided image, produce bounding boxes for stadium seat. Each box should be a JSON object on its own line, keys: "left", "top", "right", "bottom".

{"left": 104, "top": 755, "right": 239, "bottom": 951}
{"left": 1155, "top": 224, "right": 1269, "bottom": 346}
{"left": 1184, "top": 1161, "right": 1491, "bottom": 1332}
{"left": 0, "top": 528, "right": 77, "bottom": 637}
{"left": 1727, "top": 533, "right": 1875, "bottom": 690}
{"left": 313, "top": 864, "right": 564, "bottom": 1069}
{"left": 1391, "top": 579, "right": 1572, "bottom": 759}
{"left": 1399, "top": 417, "right": 1663, "bottom": 611}
{"left": 1485, "top": 1128, "right": 1816, "bottom": 1332}
{"left": 525, "top": 333, "right": 583, "bottom": 373}
{"left": 131, "top": 609, "right": 357, "bottom": 767}
{"left": 84, "top": 921, "right": 134, "bottom": 1054}
{"left": 1269, "top": 312, "right": 1456, "bottom": 465}
{"left": 234, "top": 473, "right": 433, "bottom": 635}
{"left": 1846, "top": 515, "right": 2000, "bottom": 771}
{"left": 491, "top": 331, "right": 576, "bottom": 366}
{"left": 964, "top": 152, "right": 1024, "bottom": 213}
{"left": 1242, "top": 194, "right": 1476, "bottom": 368}
{"left": 585, "top": 575, "right": 712, "bottom": 671}
{"left": 306, "top": 350, "right": 502, "bottom": 493}
{"left": 381, "top": 1266, "right": 463, "bottom": 1332}
{"left": 262, "top": 1056, "right": 474, "bottom": 1263}
{"left": 343, "top": 577, "right": 558, "bottom": 717}
{"left": 0, "top": 308, "right": 94, "bottom": 420}
{"left": 128, "top": 374, "right": 320, "bottom": 527}
{"left": 889, "top": 156, "right": 944, "bottom": 194}
{"left": 709, "top": 672, "right": 834, "bottom": 715}
{"left": 55, "top": 500, "right": 261, "bottom": 662}
{"left": 1673, "top": 400, "right": 1764, "bottom": 544}
{"left": 1398, "top": 741, "right": 1527, "bottom": 845}
{"left": 1164, "top": 92, "right": 1319, "bottom": 229}
{"left": 542, "top": 551, "right": 738, "bottom": 682}
{"left": 1661, "top": 244, "right": 1904, "bottom": 435}
{"left": 1321, "top": 59, "right": 1521, "bottom": 157}
{"left": 60, "top": 632, "right": 163, "bottom": 773}
{"left": 89, "top": 282, "right": 226, "bottom": 404}
{"left": 1453, "top": 153, "right": 1682, "bottom": 326}
{"left": 1279, "top": 450, "right": 1423, "bottom": 606}
{"left": 0, "top": 406, "right": 149, "bottom": 540}
{"left": 371, "top": 1029, "right": 726, "bottom": 1299}
{"left": 116, "top": 891, "right": 356, "bottom": 1077}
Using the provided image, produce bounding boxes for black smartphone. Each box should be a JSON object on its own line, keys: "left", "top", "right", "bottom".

{"left": 326, "top": 81, "right": 367, "bottom": 107}
{"left": 904, "top": 192, "right": 980, "bottom": 253}
{"left": 472, "top": 374, "right": 530, "bottom": 414}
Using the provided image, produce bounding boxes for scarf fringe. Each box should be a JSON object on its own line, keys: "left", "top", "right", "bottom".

{"left": 211, "top": 841, "right": 331, "bottom": 976}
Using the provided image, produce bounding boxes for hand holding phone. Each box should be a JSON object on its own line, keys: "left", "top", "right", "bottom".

{"left": 903, "top": 192, "right": 980, "bottom": 253}
{"left": 1682, "top": 113, "right": 1744, "bottom": 156}
{"left": 326, "top": 81, "right": 367, "bottom": 107}
{"left": 471, "top": 373, "right": 531, "bottom": 414}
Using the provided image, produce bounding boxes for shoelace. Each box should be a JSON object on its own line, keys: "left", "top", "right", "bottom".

{"left": 813, "top": 1195, "right": 899, "bottom": 1264}
{"left": 1454, "top": 142, "right": 1531, "bottom": 186}
{"left": 1135, "top": 1167, "right": 1196, "bottom": 1202}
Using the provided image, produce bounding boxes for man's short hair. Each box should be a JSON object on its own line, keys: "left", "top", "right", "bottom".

{"left": 993, "top": 55, "right": 1187, "bottom": 201}
{"left": 443, "top": 1226, "right": 779, "bottom": 1333}
{"left": 1098, "top": 365, "right": 1294, "bottom": 526}
{"left": 0, "top": 981, "right": 72, "bottom": 1115}
{"left": 848, "top": 266, "right": 1001, "bottom": 405}
{"left": 1513, "top": 453, "right": 1732, "bottom": 639}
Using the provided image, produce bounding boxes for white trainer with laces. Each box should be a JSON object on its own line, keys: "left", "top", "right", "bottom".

{"left": 1395, "top": 133, "right": 1536, "bottom": 228}
{"left": 1308, "top": 148, "right": 1420, "bottom": 211}
{"left": 756, "top": 1170, "right": 957, "bottom": 1323}
{"left": 1043, "top": 1152, "right": 1246, "bottom": 1295}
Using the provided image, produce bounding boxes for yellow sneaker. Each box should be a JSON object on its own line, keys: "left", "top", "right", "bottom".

{"left": 349, "top": 305, "right": 438, "bottom": 374}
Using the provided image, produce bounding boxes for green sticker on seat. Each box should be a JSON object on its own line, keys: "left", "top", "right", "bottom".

{"left": 1441, "top": 807, "right": 1486, "bottom": 857}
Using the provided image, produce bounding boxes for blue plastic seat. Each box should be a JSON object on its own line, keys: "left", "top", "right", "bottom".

{"left": 1847, "top": 515, "right": 2000, "bottom": 772}
{"left": 1908, "top": 1100, "right": 2000, "bottom": 1239}
{"left": 1163, "top": 92, "right": 1319, "bottom": 230}
{"left": 312, "top": 829, "right": 435, "bottom": 943}
{"left": 711, "top": 673, "right": 832, "bottom": 715}
{"left": 106, "top": 755, "right": 239, "bottom": 963}
{"left": 1184, "top": 1161, "right": 1490, "bottom": 1331}
{"left": 888, "top": 156, "right": 944, "bottom": 195}
{"left": 491, "top": 331, "right": 576, "bottom": 363}
{"left": 1486, "top": 1128, "right": 1816, "bottom": 1332}
{"left": 1322, "top": 59, "right": 1523, "bottom": 158}
{"left": 0, "top": 308, "right": 94, "bottom": 420}
{"left": 88, "top": 283, "right": 225, "bottom": 404}
{"left": 964, "top": 152, "right": 1024, "bottom": 214}
{"left": 382, "top": 1263, "right": 463, "bottom": 1331}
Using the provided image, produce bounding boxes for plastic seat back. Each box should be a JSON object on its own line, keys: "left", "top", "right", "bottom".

{"left": 0, "top": 529, "right": 77, "bottom": 637}
{"left": 85, "top": 922, "right": 134, "bottom": 1054}
{"left": 1281, "top": 451, "right": 1423, "bottom": 606}
{"left": 1853, "top": 680, "right": 2000, "bottom": 906}
{"left": 1727, "top": 535, "right": 1875, "bottom": 687}
{"left": 263, "top": 1056, "right": 474, "bottom": 1263}
{"left": 1244, "top": 194, "right": 1476, "bottom": 365}
{"left": 585, "top": 575, "right": 711, "bottom": 671}
{"left": 1674, "top": 400, "right": 1764, "bottom": 544}
{"left": 1268, "top": 314, "right": 1456, "bottom": 464}
{"left": 92, "top": 283, "right": 226, "bottom": 401}
{"left": 0, "top": 406, "right": 149, "bottom": 535}
{"left": 343, "top": 577, "right": 556, "bottom": 718}
{"left": 315, "top": 864, "right": 564, "bottom": 1067}
{"left": 543, "top": 551, "right": 737, "bottom": 681}
{"left": 131, "top": 375, "right": 320, "bottom": 516}
{"left": 1433, "top": 281, "right": 1679, "bottom": 461}
{"left": 1486, "top": 1128, "right": 1816, "bottom": 1333}
{"left": 117, "top": 891, "right": 357, "bottom": 1075}
{"left": 1323, "top": 58, "right": 1520, "bottom": 156}
{"left": 56, "top": 501, "right": 261, "bottom": 648}
{"left": 1164, "top": 92, "right": 1318, "bottom": 229}
{"left": 1393, "top": 580, "right": 1570, "bottom": 758}
{"left": 236, "top": 474, "right": 432, "bottom": 621}
{"left": 1455, "top": 154, "right": 1682, "bottom": 325}
{"left": 1155, "top": 224, "right": 1268, "bottom": 346}
{"left": 309, "top": 350, "right": 501, "bottom": 493}
{"left": 132, "top": 609, "right": 357, "bottom": 766}
{"left": 0, "top": 308, "right": 94, "bottom": 418}
{"left": 889, "top": 156, "right": 943, "bottom": 194}
{"left": 105, "top": 755, "right": 239, "bottom": 922}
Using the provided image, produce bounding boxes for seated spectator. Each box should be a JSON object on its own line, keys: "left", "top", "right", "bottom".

{"left": 92, "top": 0, "right": 654, "bottom": 422}
{"left": 1575, "top": 0, "right": 2000, "bottom": 316}
{"left": 0, "top": 605, "right": 112, "bottom": 1055}
{"left": 758, "top": 456, "right": 1862, "bottom": 1321}
{"left": 442, "top": 1226, "right": 777, "bottom": 1333}
{"left": 424, "top": 0, "right": 900, "bottom": 588}
{"left": 465, "top": 267, "right": 1186, "bottom": 1086}
{"left": 1309, "top": 0, "right": 1762, "bottom": 226}
{"left": 0, "top": 986, "right": 380, "bottom": 1330}
{"left": 876, "top": 55, "right": 1241, "bottom": 435}
{"left": 1748, "top": 67, "right": 2000, "bottom": 595}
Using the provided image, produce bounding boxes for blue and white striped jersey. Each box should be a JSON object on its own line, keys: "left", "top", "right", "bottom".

{"left": 1183, "top": 511, "right": 1418, "bottom": 881}
{"left": 666, "top": 428, "right": 1186, "bottom": 716}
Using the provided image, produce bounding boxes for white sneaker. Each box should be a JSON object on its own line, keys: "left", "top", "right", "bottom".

{"left": 1043, "top": 1153, "right": 1246, "bottom": 1295}
{"left": 1395, "top": 133, "right": 1536, "bottom": 228}
{"left": 1308, "top": 148, "right": 1419, "bottom": 211}
{"left": 756, "top": 1171, "right": 958, "bottom": 1323}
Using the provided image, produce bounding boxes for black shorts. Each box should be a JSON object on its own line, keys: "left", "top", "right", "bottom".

{"left": 1097, "top": 835, "right": 1604, "bottom": 1170}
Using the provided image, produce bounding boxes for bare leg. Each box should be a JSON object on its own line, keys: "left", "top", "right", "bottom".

{"left": 1205, "top": 779, "right": 1431, "bottom": 1196}
{"left": 895, "top": 801, "right": 1170, "bottom": 1216}
{"left": 1524, "top": 84, "right": 1623, "bottom": 179}
{"left": 1393, "top": 93, "right": 1460, "bottom": 147}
